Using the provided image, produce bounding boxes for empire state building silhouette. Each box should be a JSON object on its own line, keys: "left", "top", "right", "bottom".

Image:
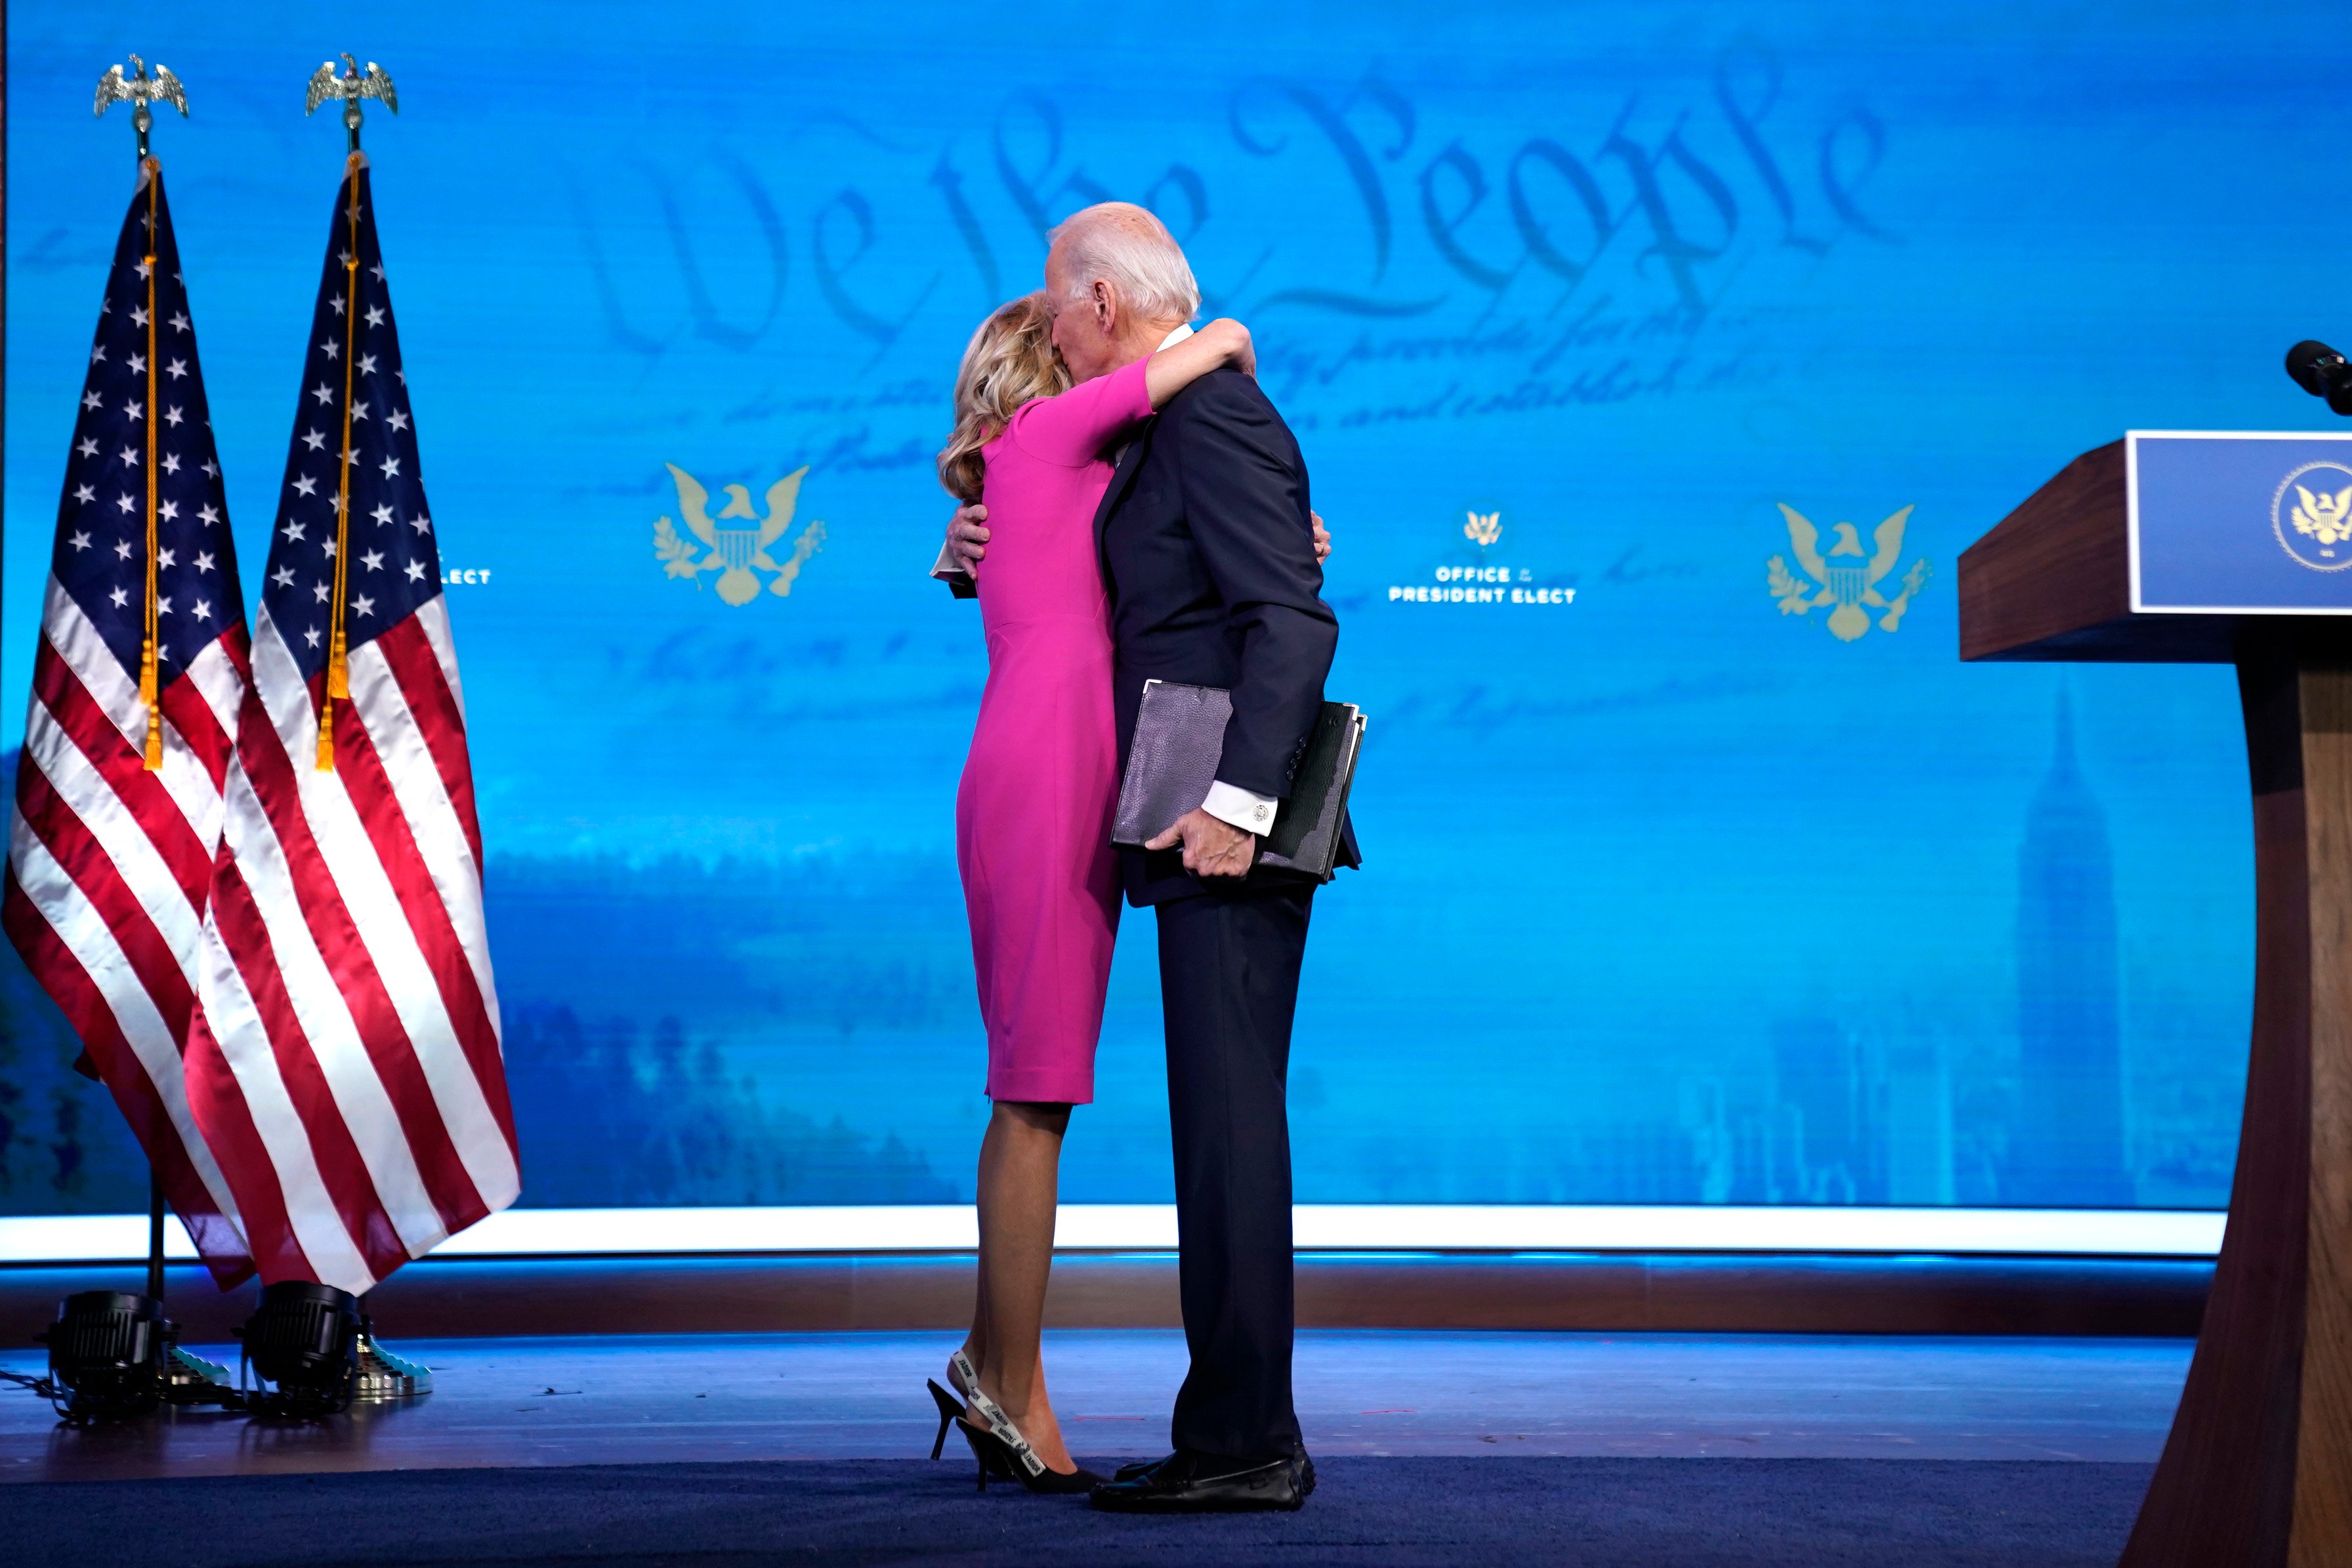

{"left": 2009, "top": 690, "right": 2133, "bottom": 1206}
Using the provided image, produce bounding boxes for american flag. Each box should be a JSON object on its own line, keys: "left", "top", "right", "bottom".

{"left": 3, "top": 160, "right": 256, "bottom": 1286}
{"left": 182, "top": 153, "right": 518, "bottom": 1294}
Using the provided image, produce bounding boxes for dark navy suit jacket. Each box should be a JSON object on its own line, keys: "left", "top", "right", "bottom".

{"left": 1090, "top": 367, "right": 1355, "bottom": 907}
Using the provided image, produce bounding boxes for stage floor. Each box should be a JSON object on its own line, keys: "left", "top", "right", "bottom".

{"left": 0, "top": 1329, "right": 2191, "bottom": 1481}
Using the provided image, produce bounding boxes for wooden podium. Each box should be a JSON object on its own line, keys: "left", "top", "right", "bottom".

{"left": 1962, "top": 435, "right": 2352, "bottom": 1565}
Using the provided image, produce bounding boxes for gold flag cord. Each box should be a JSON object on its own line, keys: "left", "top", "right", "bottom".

{"left": 317, "top": 153, "right": 362, "bottom": 771}
{"left": 138, "top": 157, "right": 163, "bottom": 772}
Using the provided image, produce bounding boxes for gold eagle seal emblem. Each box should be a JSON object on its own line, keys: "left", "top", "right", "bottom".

{"left": 2273, "top": 461, "right": 2352, "bottom": 571}
{"left": 1767, "top": 503, "right": 1930, "bottom": 642}
{"left": 654, "top": 464, "right": 827, "bottom": 606}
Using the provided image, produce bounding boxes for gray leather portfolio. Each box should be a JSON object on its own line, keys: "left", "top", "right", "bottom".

{"left": 1111, "top": 680, "right": 1366, "bottom": 882}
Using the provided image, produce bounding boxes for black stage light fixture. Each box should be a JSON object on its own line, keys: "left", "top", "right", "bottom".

{"left": 238, "top": 1280, "right": 364, "bottom": 1417}
{"left": 4, "top": 1294, "right": 244, "bottom": 1420}
{"left": 2285, "top": 340, "right": 2352, "bottom": 415}
{"left": 37, "top": 1290, "right": 167, "bottom": 1420}
{"left": 1, "top": 1179, "right": 238, "bottom": 1418}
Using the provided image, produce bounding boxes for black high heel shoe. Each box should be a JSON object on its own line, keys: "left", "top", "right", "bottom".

{"left": 931, "top": 1352, "right": 1009, "bottom": 1475}
{"left": 929, "top": 1378, "right": 1011, "bottom": 1476}
{"left": 928, "top": 1354, "right": 1103, "bottom": 1495}
{"left": 963, "top": 1416, "right": 1102, "bottom": 1494}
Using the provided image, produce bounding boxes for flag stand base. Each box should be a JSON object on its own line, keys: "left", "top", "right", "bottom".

{"left": 352, "top": 1331, "right": 432, "bottom": 1401}
{"left": 163, "top": 1343, "right": 236, "bottom": 1403}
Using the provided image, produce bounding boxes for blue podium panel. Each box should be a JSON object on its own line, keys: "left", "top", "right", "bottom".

{"left": 2131, "top": 432, "right": 2352, "bottom": 614}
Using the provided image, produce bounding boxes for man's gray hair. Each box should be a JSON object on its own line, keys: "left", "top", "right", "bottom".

{"left": 1049, "top": 202, "right": 1200, "bottom": 323}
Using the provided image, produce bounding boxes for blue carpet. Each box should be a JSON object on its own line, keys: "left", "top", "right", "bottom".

{"left": 0, "top": 1457, "right": 2151, "bottom": 1566}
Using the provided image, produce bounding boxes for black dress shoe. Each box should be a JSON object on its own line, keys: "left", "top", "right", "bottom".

{"left": 1114, "top": 1450, "right": 1313, "bottom": 1490}
{"left": 1090, "top": 1448, "right": 1309, "bottom": 1512}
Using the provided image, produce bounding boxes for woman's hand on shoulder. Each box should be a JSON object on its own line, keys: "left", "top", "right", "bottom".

{"left": 1146, "top": 319, "right": 1255, "bottom": 407}
{"left": 1200, "top": 318, "right": 1255, "bottom": 378}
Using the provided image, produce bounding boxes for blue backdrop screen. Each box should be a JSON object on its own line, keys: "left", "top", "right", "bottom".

{"left": 5, "top": 1, "right": 2328, "bottom": 1214}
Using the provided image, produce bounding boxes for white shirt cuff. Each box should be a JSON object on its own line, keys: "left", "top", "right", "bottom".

{"left": 929, "top": 541, "right": 971, "bottom": 583}
{"left": 1201, "top": 780, "right": 1278, "bottom": 835}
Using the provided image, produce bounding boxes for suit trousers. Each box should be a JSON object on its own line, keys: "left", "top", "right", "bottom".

{"left": 1154, "top": 880, "right": 1314, "bottom": 1460}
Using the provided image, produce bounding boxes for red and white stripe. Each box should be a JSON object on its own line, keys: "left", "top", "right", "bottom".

{"left": 2, "top": 577, "right": 255, "bottom": 1283}
{"left": 183, "top": 596, "right": 517, "bottom": 1294}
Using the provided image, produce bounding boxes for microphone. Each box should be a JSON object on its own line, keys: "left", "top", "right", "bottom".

{"left": 2285, "top": 340, "right": 2352, "bottom": 414}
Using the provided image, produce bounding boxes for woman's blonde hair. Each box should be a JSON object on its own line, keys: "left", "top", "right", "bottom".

{"left": 938, "top": 292, "right": 1070, "bottom": 503}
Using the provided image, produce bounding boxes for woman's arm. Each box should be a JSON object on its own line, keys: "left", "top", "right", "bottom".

{"left": 1146, "top": 318, "right": 1253, "bottom": 408}
{"left": 1006, "top": 356, "right": 1155, "bottom": 465}
{"left": 1007, "top": 320, "right": 1257, "bottom": 466}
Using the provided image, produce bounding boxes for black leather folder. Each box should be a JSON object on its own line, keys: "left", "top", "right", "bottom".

{"left": 1110, "top": 680, "right": 1366, "bottom": 881}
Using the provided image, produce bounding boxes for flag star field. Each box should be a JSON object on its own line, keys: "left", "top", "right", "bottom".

{"left": 52, "top": 170, "right": 242, "bottom": 682}
{"left": 259, "top": 165, "right": 438, "bottom": 682}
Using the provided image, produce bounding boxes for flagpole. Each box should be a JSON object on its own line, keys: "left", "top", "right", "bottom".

{"left": 320, "top": 165, "right": 360, "bottom": 768}
{"left": 146, "top": 1165, "right": 165, "bottom": 1304}
{"left": 94, "top": 60, "right": 185, "bottom": 766}
{"left": 85, "top": 55, "right": 202, "bottom": 1353}
{"left": 94, "top": 59, "right": 193, "bottom": 1280}
{"left": 304, "top": 56, "right": 397, "bottom": 770}
{"left": 140, "top": 163, "right": 162, "bottom": 768}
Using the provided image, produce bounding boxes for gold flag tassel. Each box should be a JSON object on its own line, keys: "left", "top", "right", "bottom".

{"left": 138, "top": 157, "right": 164, "bottom": 771}
{"left": 317, "top": 152, "right": 364, "bottom": 771}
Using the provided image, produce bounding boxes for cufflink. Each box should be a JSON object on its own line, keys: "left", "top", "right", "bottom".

{"left": 1253, "top": 804, "right": 1270, "bottom": 822}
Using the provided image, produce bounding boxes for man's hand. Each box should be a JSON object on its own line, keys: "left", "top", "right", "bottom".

{"left": 1311, "top": 510, "right": 1332, "bottom": 564}
{"left": 949, "top": 503, "right": 990, "bottom": 573}
{"left": 1146, "top": 808, "right": 1258, "bottom": 880}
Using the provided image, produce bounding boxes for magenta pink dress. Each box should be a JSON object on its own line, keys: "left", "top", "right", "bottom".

{"left": 957, "top": 357, "right": 1156, "bottom": 1104}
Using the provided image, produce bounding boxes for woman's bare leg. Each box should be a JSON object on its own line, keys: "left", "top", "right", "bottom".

{"left": 952, "top": 1251, "right": 989, "bottom": 1392}
{"left": 971, "top": 1098, "right": 1074, "bottom": 1472}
